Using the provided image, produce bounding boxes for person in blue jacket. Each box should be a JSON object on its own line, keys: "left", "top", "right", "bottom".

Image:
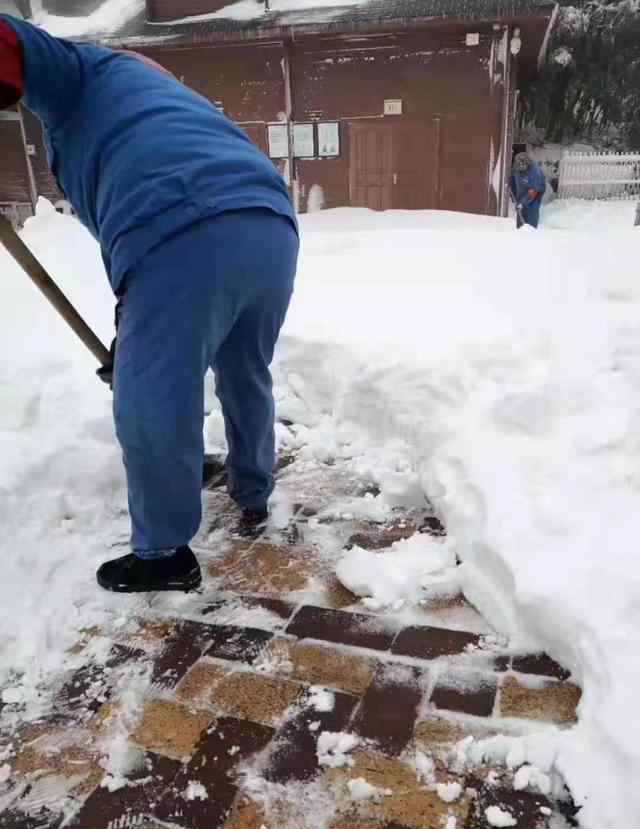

{"left": 510, "top": 152, "right": 546, "bottom": 229}
{"left": 0, "top": 14, "right": 299, "bottom": 593}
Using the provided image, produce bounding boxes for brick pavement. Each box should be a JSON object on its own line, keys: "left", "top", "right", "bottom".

{"left": 0, "top": 450, "right": 581, "bottom": 829}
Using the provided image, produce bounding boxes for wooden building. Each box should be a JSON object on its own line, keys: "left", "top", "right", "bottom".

{"left": 0, "top": 0, "right": 557, "bottom": 220}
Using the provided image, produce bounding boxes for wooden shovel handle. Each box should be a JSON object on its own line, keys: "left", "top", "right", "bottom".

{"left": 0, "top": 213, "right": 111, "bottom": 366}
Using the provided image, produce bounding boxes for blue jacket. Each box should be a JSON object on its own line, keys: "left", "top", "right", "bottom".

{"left": 510, "top": 162, "right": 546, "bottom": 209}
{"left": 0, "top": 15, "right": 297, "bottom": 294}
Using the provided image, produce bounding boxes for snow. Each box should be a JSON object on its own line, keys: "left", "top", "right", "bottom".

{"left": 29, "top": 0, "right": 368, "bottom": 38}
{"left": 2, "top": 198, "right": 640, "bottom": 827}
{"left": 513, "top": 764, "right": 551, "bottom": 795}
{"left": 32, "top": 0, "right": 145, "bottom": 37}
{"left": 347, "top": 777, "right": 391, "bottom": 802}
{"left": 336, "top": 533, "right": 457, "bottom": 609}
{"left": 184, "top": 780, "right": 209, "bottom": 801}
{"left": 485, "top": 805, "right": 517, "bottom": 827}
{"left": 308, "top": 687, "right": 335, "bottom": 713}
{"left": 436, "top": 781, "right": 463, "bottom": 803}
{"left": 316, "top": 732, "right": 360, "bottom": 768}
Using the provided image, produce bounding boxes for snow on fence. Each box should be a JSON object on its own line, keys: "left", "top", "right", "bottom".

{"left": 558, "top": 152, "right": 640, "bottom": 200}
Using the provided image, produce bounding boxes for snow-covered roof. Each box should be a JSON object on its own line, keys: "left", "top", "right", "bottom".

{"left": 32, "top": 0, "right": 556, "bottom": 44}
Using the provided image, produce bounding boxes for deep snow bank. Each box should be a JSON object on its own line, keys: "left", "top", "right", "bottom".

{"left": 277, "top": 199, "right": 640, "bottom": 827}
{"left": 1, "top": 199, "right": 639, "bottom": 826}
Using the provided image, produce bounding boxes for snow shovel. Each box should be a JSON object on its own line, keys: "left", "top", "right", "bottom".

{"left": 0, "top": 213, "right": 111, "bottom": 367}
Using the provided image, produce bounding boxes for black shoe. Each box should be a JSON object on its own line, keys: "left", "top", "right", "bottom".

{"left": 96, "top": 545, "right": 202, "bottom": 593}
{"left": 231, "top": 507, "right": 269, "bottom": 539}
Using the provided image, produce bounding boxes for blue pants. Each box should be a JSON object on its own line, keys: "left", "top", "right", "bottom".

{"left": 517, "top": 200, "right": 541, "bottom": 229}
{"left": 113, "top": 209, "right": 298, "bottom": 557}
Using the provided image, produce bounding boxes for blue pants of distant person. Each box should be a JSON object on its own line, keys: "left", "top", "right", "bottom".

{"left": 517, "top": 199, "right": 541, "bottom": 229}
{"left": 113, "top": 208, "right": 299, "bottom": 557}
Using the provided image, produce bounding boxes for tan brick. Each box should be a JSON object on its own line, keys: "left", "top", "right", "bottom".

{"left": 208, "top": 541, "right": 317, "bottom": 594}
{"left": 322, "top": 574, "right": 360, "bottom": 610}
{"left": 500, "top": 675, "right": 581, "bottom": 725}
{"left": 374, "top": 786, "right": 469, "bottom": 828}
{"left": 176, "top": 660, "right": 231, "bottom": 703}
{"left": 265, "top": 639, "right": 377, "bottom": 695}
{"left": 329, "top": 820, "right": 384, "bottom": 829}
{"left": 225, "top": 794, "right": 267, "bottom": 829}
{"left": 12, "top": 732, "right": 101, "bottom": 795}
{"left": 214, "top": 671, "right": 303, "bottom": 726}
{"left": 348, "top": 518, "right": 419, "bottom": 550}
{"left": 327, "top": 751, "right": 469, "bottom": 829}
{"left": 132, "top": 698, "right": 214, "bottom": 758}
{"left": 128, "top": 617, "right": 176, "bottom": 647}
{"left": 414, "top": 714, "right": 499, "bottom": 749}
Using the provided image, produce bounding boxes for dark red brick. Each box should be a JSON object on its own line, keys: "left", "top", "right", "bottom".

{"left": 430, "top": 674, "right": 497, "bottom": 718}
{"left": 265, "top": 690, "right": 358, "bottom": 782}
{"left": 151, "top": 719, "right": 273, "bottom": 827}
{"left": 152, "top": 619, "right": 218, "bottom": 689}
{"left": 0, "top": 808, "right": 63, "bottom": 829}
{"left": 201, "top": 595, "right": 297, "bottom": 625}
{"left": 352, "top": 665, "right": 425, "bottom": 756}
{"left": 466, "top": 779, "right": 552, "bottom": 828}
{"left": 391, "top": 625, "right": 480, "bottom": 659}
{"left": 241, "top": 595, "right": 297, "bottom": 622}
{"left": 286, "top": 606, "right": 397, "bottom": 651}
{"left": 512, "top": 653, "right": 571, "bottom": 681}
{"left": 56, "top": 645, "right": 146, "bottom": 719}
{"left": 190, "top": 717, "right": 275, "bottom": 777}
{"left": 153, "top": 777, "right": 237, "bottom": 828}
{"left": 493, "top": 654, "right": 512, "bottom": 672}
{"left": 419, "top": 515, "right": 446, "bottom": 536}
{"left": 204, "top": 625, "right": 273, "bottom": 663}
{"left": 66, "top": 752, "right": 181, "bottom": 828}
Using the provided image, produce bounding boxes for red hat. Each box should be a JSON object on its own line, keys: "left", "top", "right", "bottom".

{"left": 0, "top": 21, "right": 24, "bottom": 109}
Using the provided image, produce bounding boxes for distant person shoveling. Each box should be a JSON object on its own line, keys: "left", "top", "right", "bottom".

{"left": 510, "top": 152, "right": 546, "bottom": 229}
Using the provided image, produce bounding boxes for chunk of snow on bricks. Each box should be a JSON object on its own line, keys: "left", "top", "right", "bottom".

{"left": 1, "top": 688, "right": 22, "bottom": 705}
{"left": 413, "top": 750, "right": 436, "bottom": 785}
{"left": 485, "top": 805, "right": 517, "bottom": 827}
{"left": 513, "top": 764, "right": 551, "bottom": 795}
{"left": 0, "top": 764, "right": 11, "bottom": 784}
{"left": 317, "top": 732, "right": 360, "bottom": 767}
{"left": 445, "top": 818, "right": 457, "bottom": 829}
{"left": 185, "top": 781, "right": 208, "bottom": 801}
{"left": 309, "top": 686, "right": 335, "bottom": 712}
{"left": 347, "top": 777, "right": 392, "bottom": 802}
{"left": 437, "top": 781, "right": 463, "bottom": 803}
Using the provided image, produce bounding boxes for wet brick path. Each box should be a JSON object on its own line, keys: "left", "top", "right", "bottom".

{"left": 0, "top": 450, "right": 581, "bottom": 829}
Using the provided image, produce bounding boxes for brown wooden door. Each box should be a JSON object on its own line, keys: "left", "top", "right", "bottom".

{"left": 391, "top": 124, "right": 437, "bottom": 209}
{"left": 349, "top": 121, "right": 437, "bottom": 211}
{"left": 349, "top": 122, "right": 394, "bottom": 210}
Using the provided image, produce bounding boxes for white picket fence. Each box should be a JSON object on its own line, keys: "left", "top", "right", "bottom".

{"left": 558, "top": 152, "right": 640, "bottom": 200}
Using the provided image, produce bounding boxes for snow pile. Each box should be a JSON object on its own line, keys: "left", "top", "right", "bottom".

{"left": 336, "top": 533, "right": 457, "bottom": 609}
{"left": 436, "top": 781, "right": 463, "bottom": 803}
{"left": 2, "top": 199, "right": 640, "bottom": 827}
{"left": 347, "top": 777, "right": 391, "bottom": 802}
{"left": 308, "top": 687, "right": 335, "bottom": 713}
{"left": 316, "top": 732, "right": 360, "bottom": 768}
{"left": 33, "top": 0, "right": 145, "bottom": 37}
{"left": 276, "top": 199, "right": 640, "bottom": 828}
{"left": 485, "top": 805, "right": 517, "bottom": 827}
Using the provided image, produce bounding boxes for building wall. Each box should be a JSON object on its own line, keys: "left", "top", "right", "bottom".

{"left": 2, "top": 25, "right": 512, "bottom": 217}
{"left": 148, "top": 28, "right": 508, "bottom": 215}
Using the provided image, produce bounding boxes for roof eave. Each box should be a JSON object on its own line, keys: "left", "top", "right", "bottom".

{"left": 101, "top": 4, "right": 557, "bottom": 50}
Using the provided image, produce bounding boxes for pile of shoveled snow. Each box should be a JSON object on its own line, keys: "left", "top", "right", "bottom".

{"left": 1, "top": 198, "right": 640, "bottom": 828}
